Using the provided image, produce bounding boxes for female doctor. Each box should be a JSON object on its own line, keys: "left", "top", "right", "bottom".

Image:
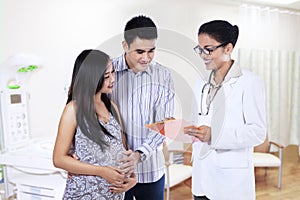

{"left": 184, "top": 20, "right": 266, "bottom": 200}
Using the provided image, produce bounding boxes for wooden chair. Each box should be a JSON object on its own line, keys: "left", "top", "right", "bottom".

{"left": 253, "top": 135, "right": 284, "bottom": 189}
{"left": 163, "top": 141, "right": 192, "bottom": 200}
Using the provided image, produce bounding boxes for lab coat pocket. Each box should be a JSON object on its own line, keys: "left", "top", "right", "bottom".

{"left": 217, "top": 149, "right": 249, "bottom": 169}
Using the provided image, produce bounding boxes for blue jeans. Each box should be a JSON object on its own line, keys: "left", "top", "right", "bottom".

{"left": 124, "top": 175, "right": 165, "bottom": 200}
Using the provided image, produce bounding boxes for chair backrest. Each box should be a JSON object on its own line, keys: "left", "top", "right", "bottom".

{"left": 254, "top": 134, "right": 269, "bottom": 153}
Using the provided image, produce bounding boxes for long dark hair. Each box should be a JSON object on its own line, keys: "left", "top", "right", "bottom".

{"left": 69, "top": 49, "right": 119, "bottom": 150}
{"left": 66, "top": 50, "right": 90, "bottom": 104}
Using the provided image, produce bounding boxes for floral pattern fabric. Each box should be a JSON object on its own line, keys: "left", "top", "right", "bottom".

{"left": 63, "top": 114, "right": 125, "bottom": 200}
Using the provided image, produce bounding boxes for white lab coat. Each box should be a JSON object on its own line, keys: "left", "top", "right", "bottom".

{"left": 191, "top": 66, "right": 266, "bottom": 200}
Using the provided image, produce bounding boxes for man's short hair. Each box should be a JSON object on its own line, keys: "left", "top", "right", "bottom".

{"left": 124, "top": 15, "right": 158, "bottom": 46}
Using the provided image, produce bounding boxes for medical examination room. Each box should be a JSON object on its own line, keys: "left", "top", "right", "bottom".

{"left": 0, "top": 0, "right": 299, "bottom": 199}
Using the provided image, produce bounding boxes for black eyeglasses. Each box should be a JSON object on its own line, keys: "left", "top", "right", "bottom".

{"left": 193, "top": 42, "right": 228, "bottom": 55}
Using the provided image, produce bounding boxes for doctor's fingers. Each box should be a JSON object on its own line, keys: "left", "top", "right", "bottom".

{"left": 200, "top": 127, "right": 211, "bottom": 134}
{"left": 199, "top": 128, "right": 212, "bottom": 141}
{"left": 196, "top": 133, "right": 206, "bottom": 142}
{"left": 193, "top": 131, "right": 209, "bottom": 142}
{"left": 198, "top": 126, "right": 211, "bottom": 134}
{"left": 186, "top": 128, "right": 202, "bottom": 135}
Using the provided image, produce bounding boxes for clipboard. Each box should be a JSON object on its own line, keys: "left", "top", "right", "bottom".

{"left": 145, "top": 120, "right": 171, "bottom": 135}
{"left": 145, "top": 119, "right": 194, "bottom": 143}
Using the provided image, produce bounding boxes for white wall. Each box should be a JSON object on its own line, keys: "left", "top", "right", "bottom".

{"left": 1, "top": 0, "right": 241, "bottom": 138}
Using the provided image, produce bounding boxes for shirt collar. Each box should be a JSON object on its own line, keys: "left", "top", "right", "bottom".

{"left": 115, "top": 54, "right": 152, "bottom": 76}
{"left": 210, "top": 60, "right": 242, "bottom": 86}
{"left": 223, "top": 60, "right": 242, "bottom": 83}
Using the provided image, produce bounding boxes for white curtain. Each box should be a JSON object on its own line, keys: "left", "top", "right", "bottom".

{"left": 238, "top": 5, "right": 300, "bottom": 146}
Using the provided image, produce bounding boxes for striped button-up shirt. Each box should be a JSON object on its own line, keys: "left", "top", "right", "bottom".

{"left": 111, "top": 54, "right": 175, "bottom": 183}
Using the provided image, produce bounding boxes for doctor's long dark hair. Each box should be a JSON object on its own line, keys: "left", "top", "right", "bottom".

{"left": 68, "top": 49, "right": 119, "bottom": 150}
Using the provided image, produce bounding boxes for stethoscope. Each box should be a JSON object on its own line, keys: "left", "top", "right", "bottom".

{"left": 198, "top": 71, "right": 223, "bottom": 116}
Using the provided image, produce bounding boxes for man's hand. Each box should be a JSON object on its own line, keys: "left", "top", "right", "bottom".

{"left": 118, "top": 150, "right": 140, "bottom": 175}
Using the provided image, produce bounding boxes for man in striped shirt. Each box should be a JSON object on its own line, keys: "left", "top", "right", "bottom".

{"left": 111, "top": 15, "right": 175, "bottom": 200}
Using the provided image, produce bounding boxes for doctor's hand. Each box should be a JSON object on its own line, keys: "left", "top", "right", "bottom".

{"left": 184, "top": 125, "right": 211, "bottom": 142}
